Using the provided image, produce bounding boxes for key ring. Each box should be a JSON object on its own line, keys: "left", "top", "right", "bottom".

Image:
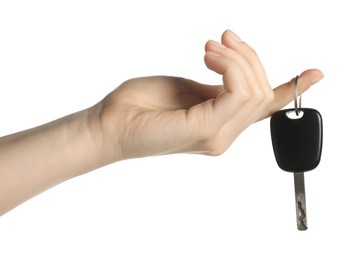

{"left": 294, "top": 75, "right": 301, "bottom": 116}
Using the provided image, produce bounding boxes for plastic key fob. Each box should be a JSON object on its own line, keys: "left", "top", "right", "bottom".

{"left": 270, "top": 108, "right": 323, "bottom": 173}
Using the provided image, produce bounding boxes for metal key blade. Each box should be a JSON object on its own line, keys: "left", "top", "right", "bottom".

{"left": 294, "top": 172, "right": 308, "bottom": 230}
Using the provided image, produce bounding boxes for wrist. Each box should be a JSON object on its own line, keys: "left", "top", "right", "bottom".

{"left": 86, "top": 102, "right": 124, "bottom": 166}
{"left": 0, "top": 106, "right": 116, "bottom": 215}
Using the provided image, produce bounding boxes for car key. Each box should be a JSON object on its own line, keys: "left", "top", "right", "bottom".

{"left": 270, "top": 76, "right": 323, "bottom": 230}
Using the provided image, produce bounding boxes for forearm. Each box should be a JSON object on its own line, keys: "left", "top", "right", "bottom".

{"left": 0, "top": 105, "right": 106, "bottom": 216}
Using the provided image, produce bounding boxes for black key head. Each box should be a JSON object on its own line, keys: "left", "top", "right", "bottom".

{"left": 270, "top": 108, "right": 323, "bottom": 172}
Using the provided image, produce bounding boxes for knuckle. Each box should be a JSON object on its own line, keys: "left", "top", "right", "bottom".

{"left": 247, "top": 46, "right": 259, "bottom": 60}
{"left": 246, "top": 49, "right": 262, "bottom": 67}
{"left": 252, "top": 87, "right": 274, "bottom": 104}
{"left": 238, "top": 88, "right": 252, "bottom": 102}
{"left": 253, "top": 90, "right": 267, "bottom": 103}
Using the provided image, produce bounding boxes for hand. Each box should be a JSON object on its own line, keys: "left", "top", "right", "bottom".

{"left": 0, "top": 29, "right": 324, "bottom": 216}
{"left": 95, "top": 30, "right": 324, "bottom": 162}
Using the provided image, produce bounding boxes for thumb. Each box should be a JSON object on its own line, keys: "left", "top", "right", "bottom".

{"left": 260, "top": 69, "right": 324, "bottom": 120}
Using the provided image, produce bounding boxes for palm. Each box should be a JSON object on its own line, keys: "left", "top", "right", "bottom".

{"left": 101, "top": 76, "right": 220, "bottom": 159}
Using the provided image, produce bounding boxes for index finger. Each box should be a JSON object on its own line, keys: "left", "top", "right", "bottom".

{"left": 260, "top": 69, "right": 324, "bottom": 120}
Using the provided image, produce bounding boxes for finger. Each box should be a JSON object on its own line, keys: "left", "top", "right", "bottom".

{"left": 203, "top": 41, "right": 274, "bottom": 142}
{"left": 196, "top": 51, "right": 251, "bottom": 129}
{"left": 204, "top": 51, "right": 250, "bottom": 96}
{"left": 218, "top": 31, "right": 275, "bottom": 124}
{"left": 260, "top": 69, "right": 324, "bottom": 120}
{"left": 205, "top": 37, "right": 274, "bottom": 134}
{"left": 205, "top": 40, "right": 267, "bottom": 100}
{"left": 221, "top": 30, "right": 271, "bottom": 91}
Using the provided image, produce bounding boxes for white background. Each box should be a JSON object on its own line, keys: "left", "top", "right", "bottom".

{"left": 0, "top": 0, "right": 352, "bottom": 259}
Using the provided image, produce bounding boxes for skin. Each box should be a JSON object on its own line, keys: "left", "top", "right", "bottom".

{"left": 0, "top": 30, "right": 324, "bottom": 216}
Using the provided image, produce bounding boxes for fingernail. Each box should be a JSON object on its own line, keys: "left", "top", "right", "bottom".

{"left": 206, "top": 51, "right": 221, "bottom": 58}
{"left": 227, "top": 29, "right": 242, "bottom": 42}
{"left": 210, "top": 40, "right": 226, "bottom": 48}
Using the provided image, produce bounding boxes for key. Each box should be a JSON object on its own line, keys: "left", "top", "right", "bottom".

{"left": 270, "top": 108, "right": 323, "bottom": 230}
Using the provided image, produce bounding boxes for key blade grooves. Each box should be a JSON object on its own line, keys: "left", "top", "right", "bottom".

{"left": 294, "top": 172, "right": 308, "bottom": 230}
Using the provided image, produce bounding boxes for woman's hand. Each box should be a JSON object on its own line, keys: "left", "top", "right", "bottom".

{"left": 95, "top": 30, "right": 323, "bottom": 162}
{"left": 0, "top": 29, "right": 323, "bottom": 216}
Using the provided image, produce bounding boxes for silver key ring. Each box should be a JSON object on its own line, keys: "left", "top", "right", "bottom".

{"left": 294, "top": 75, "right": 301, "bottom": 116}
